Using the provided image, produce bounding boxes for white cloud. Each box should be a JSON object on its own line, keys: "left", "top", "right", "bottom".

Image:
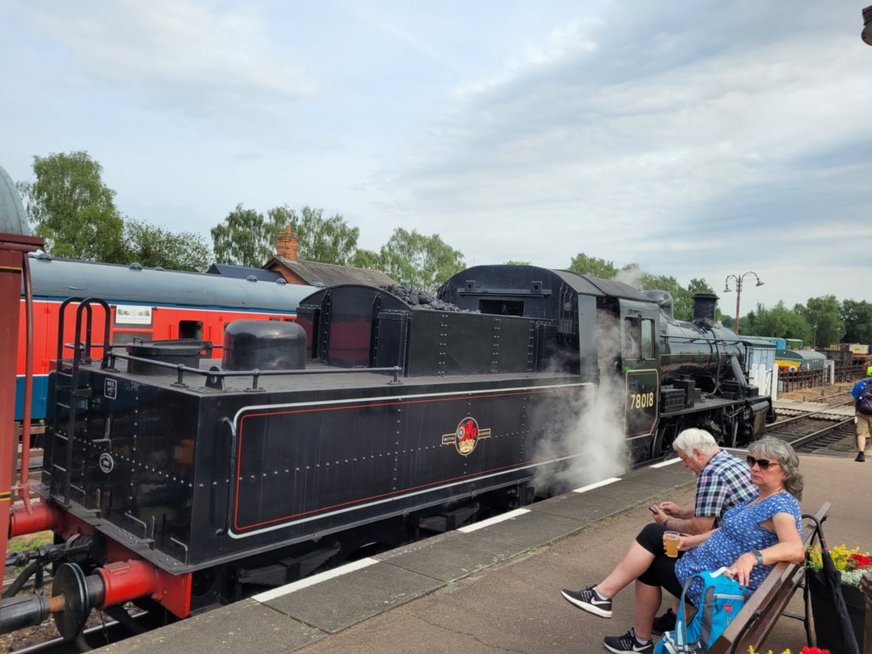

{"left": 31, "top": 0, "right": 314, "bottom": 116}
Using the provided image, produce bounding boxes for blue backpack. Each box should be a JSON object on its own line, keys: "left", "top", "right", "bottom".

{"left": 654, "top": 568, "right": 747, "bottom": 654}
{"left": 857, "top": 382, "right": 872, "bottom": 415}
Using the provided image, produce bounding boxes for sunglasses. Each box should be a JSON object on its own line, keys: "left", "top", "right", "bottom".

{"left": 746, "top": 455, "right": 779, "bottom": 470}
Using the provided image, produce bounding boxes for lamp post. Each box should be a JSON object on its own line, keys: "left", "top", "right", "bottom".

{"left": 723, "top": 271, "right": 764, "bottom": 334}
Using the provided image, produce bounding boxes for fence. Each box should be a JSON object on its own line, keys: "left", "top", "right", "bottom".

{"left": 777, "top": 363, "right": 866, "bottom": 393}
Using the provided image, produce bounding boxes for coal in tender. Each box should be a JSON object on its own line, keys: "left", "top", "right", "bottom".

{"left": 381, "top": 284, "right": 468, "bottom": 312}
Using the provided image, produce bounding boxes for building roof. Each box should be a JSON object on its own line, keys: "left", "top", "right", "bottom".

{"left": 207, "top": 263, "right": 283, "bottom": 282}
{"left": 266, "top": 256, "right": 396, "bottom": 287}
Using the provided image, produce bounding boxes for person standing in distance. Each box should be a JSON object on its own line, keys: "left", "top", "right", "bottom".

{"left": 850, "top": 365, "right": 872, "bottom": 462}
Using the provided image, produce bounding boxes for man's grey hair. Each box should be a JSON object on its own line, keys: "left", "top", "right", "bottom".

{"left": 672, "top": 428, "right": 720, "bottom": 456}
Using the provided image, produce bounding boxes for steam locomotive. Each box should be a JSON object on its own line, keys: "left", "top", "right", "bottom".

{"left": 1, "top": 264, "right": 773, "bottom": 641}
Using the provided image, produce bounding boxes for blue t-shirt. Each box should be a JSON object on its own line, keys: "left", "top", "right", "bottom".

{"left": 675, "top": 492, "right": 801, "bottom": 603}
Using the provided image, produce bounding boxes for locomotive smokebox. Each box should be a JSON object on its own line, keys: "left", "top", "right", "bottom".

{"left": 223, "top": 320, "right": 306, "bottom": 371}
{"left": 692, "top": 293, "right": 719, "bottom": 329}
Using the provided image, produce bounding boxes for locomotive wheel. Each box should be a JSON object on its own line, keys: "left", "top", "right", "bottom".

{"left": 649, "top": 424, "right": 674, "bottom": 460}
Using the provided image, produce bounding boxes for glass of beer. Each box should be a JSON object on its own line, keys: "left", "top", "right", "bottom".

{"left": 663, "top": 531, "right": 680, "bottom": 558}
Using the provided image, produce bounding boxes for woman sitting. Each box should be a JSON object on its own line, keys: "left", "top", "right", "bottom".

{"left": 564, "top": 436, "right": 804, "bottom": 654}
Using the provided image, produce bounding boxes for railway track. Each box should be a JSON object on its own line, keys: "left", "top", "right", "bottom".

{"left": 767, "top": 393, "right": 857, "bottom": 453}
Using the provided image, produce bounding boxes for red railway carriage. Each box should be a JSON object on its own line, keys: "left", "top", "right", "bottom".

{"left": 15, "top": 254, "right": 317, "bottom": 421}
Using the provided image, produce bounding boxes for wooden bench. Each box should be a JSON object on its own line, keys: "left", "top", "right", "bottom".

{"left": 708, "top": 501, "right": 831, "bottom": 654}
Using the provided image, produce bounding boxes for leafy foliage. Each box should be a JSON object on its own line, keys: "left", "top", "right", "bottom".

{"left": 744, "top": 301, "right": 812, "bottom": 340}
{"left": 799, "top": 295, "right": 845, "bottom": 347}
{"left": 286, "top": 206, "right": 359, "bottom": 265}
{"left": 568, "top": 253, "right": 619, "bottom": 278}
{"left": 212, "top": 205, "right": 359, "bottom": 267}
{"left": 211, "top": 204, "right": 288, "bottom": 267}
{"left": 841, "top": 300, "right": 872, "bottom": 344}
{"left": 122, "top": 219, "right": 211, "bottom": 271}
{"left": 352, "top": 248, "right": 381, "bottom": 270}
{"left": 378, "top": 228, "right": 464, "bottom": 291}
{"left": 18, "top": 151, "right": 124, "bottom": 261}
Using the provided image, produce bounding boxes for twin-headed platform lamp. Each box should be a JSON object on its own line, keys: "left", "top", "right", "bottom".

{"left": 723, "top": 272, "right": 764, "bottom": 334}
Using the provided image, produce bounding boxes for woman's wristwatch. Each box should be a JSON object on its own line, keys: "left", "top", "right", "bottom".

{"left": 750, "top": 549, "right": 764, "bottom": 566}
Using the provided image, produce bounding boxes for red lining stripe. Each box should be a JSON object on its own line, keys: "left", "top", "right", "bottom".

{"left": 232, "top": 385, "right": 578, "bottom": 532}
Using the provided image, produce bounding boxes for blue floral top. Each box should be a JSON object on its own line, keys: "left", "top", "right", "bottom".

{"left": 674, "top": 492, "right": 801, "bottom": 603}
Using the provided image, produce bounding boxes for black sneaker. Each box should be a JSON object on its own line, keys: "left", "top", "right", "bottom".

{"left": 560, "top": 585, "right": 612, "bottom": 618}
{"left": 603, "top": 627, "right": 653, "bottom": 654}
{"left": 651, "top": 607, "right": 676, "bottom": 635}
{"left": 856, "top": 452, "right": 866, "bottom": 462}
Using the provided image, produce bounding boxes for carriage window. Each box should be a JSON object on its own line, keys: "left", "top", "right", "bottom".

{"left": 179, "top": 320, "right": 203, "bottom": 339}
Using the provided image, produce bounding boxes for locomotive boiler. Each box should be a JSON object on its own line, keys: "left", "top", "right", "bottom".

{"left": 1, "top": 264, "right": 772, "bottom": 642}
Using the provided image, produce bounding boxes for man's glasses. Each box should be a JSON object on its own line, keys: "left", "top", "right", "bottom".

{"left": 746, "top": 455, "right": 779, "bottom": 470}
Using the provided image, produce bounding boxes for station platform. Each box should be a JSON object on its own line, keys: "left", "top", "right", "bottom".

{"left": 773, "top": 399, "right": 855, "bottom": 418}
{"left": 97, "top": 446, "right": 870, "bottom": 654}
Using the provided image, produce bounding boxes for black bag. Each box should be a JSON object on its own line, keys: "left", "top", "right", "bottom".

{"left": 857, "top": 382, "right": 872, "bottom": 415}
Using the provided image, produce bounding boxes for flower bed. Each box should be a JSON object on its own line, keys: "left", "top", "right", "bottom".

{"left": 806, "top": 544, "right": 872, "bottom": 588}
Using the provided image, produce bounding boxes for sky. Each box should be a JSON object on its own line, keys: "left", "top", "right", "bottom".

{"left": 1, "top": 0, "right": 871, "bottom": 311}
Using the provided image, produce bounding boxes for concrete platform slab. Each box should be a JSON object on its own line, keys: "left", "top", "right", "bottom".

{"left": 375, "top": 524, "right": 530, "bottom": 583}
{"left": 261, "top": 560, "right": 443, "bottom": 633}
{"left": 99, "top": 600, "right": 324, "bottom": 654}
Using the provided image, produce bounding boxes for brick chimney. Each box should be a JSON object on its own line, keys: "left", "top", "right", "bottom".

{"left": 276, "top": 225, "right": 299, "bottom": 261}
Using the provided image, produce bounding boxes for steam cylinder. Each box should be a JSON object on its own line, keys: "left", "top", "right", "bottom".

{"left": 222, "top": 320, "right": 306, "bottom": 371}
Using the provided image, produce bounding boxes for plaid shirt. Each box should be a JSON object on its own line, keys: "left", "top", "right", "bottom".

{"left": 694, "top": 450, "right": 756, "bottom": 524}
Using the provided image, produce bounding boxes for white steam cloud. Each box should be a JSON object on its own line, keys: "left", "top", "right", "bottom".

{"left": 532, "top": 310, "right": 631, "bottom": 491}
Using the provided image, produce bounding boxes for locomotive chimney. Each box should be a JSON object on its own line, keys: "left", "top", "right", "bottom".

{"left": 692, "top": 293, "right": 719, "bottom": 329}
{"left": 276, "top": 225, "right": 299, "bottom": 261}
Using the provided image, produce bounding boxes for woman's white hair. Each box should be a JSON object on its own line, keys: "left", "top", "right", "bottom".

{"left": 672, "top": 428, "right": 720, "bottom": 456}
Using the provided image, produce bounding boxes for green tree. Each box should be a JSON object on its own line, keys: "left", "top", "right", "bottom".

{"left": 799, "top": 296, "right": 845, "bottom": 348}
{"left": 18, "top": 151, "right": 124, "bottom": 261}
{"left": 745, "top": 301, "right": 812, "bottom": 341}
{"left": 568, "top": 253, "right": 619, "bottom": 278}
{"left": 505, "top": 260, "right": 531, "bottom": 266}
{"left": 840, "top": 300, "right": 872, "bottom": 344}
{"left": 378, "top": 228, "right": 464, "bottom": 290}
{"left": 352, "top": 248, "right": 382, "bottom": 270}
{"left": 211, "top": 204, "right": 288, "bottom": 267}
{"left": 122, "top": 219, "right": 211, "bottom": 271}
{"left": 636, "top": 274, "right": 693, "bottom": 321}
{"left": 287, "top": 206, "right": 359, "bottom": 265}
